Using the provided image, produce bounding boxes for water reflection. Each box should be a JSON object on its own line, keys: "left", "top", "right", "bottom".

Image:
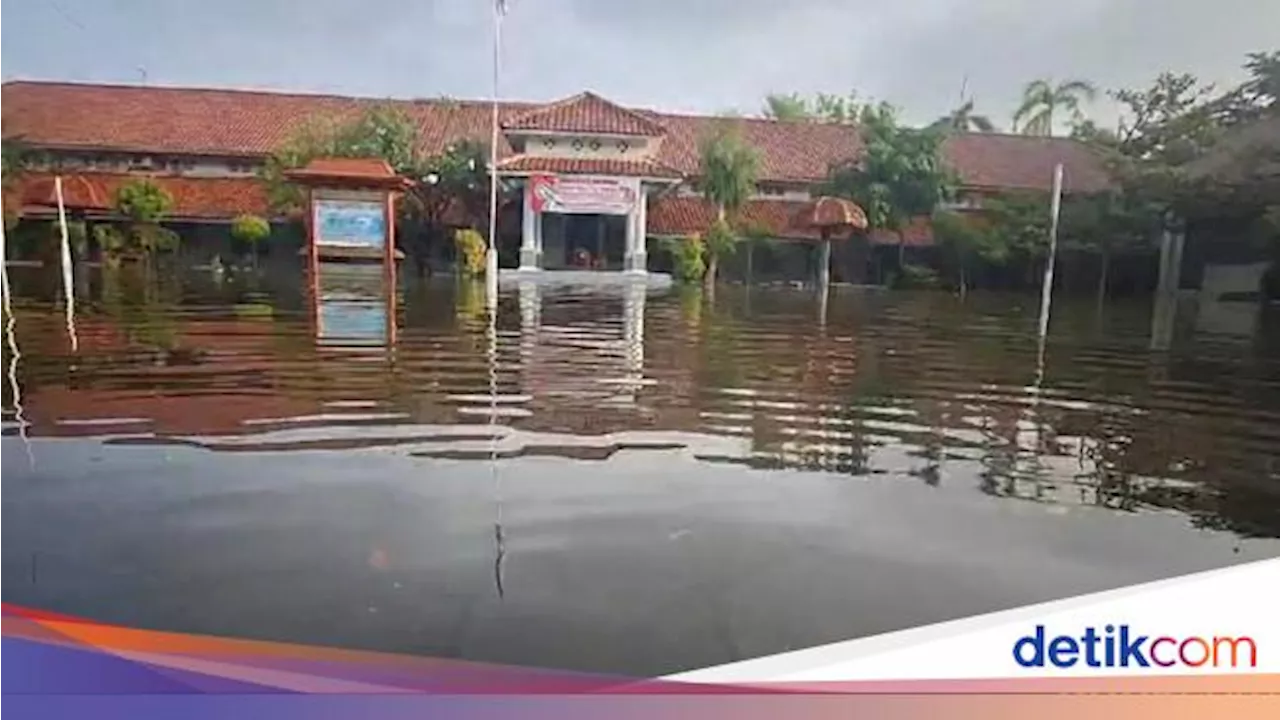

{"left": 2, "top": 265, "right": 1280, "bottom": 538}
{"left": 2, "top": 258, "right": 34, "bottom": 468}
{"left": 312, "top": 263, "right": 395, "bottom": 350}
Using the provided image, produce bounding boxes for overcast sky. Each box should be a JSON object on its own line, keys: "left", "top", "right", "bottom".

{"left": 3, "top": 0, "right": 1277, "bottom": 129}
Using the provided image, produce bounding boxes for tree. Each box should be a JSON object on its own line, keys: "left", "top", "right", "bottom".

{"left": 262, "top": 104, "right": 496, "bottom": 275}
{"left": 97, "top": 179, "right": 180, "bottom": 258}
{"left": 982, "top": 192, "right": 1052, "bottom": 285}
{"left": 1074, "top": 72, "right": 1220, "bottom": 300}
{"left": 697, "top": 123, "right": 759, "bottom": 287}
{"left": 2, "top": 137, "right": 33, "bottom": 230}
{"left": 1112, "top": 72, "right": 1219, "bottom": 165}
{"left": 401, "top": 140, "right": 490, "bottom": 276}
{"left": 703, "top": 218, "right": 738, "bottom": 286}
{"left": 931, "top": 99, "right": 996, "bottom": 133}
{"left": 660, "top": 234, "right": 706, "bottom": 283}
{"left": 814, "top": 93, "right": 860, "bottom": 124}
{"left": 1211, "top": 50, "right": 1280, "bottom": 126}
{"left": 116, "top": 180, "right": 173, "bottom": 223}
{"left": 760, "top": 92, "right": 863, "bottom": 124}
{"left": 762, "top": 93, "right": 810, "bottom": 121}
{"left": 231, "top": 214, "right": 271, "bottom": 269}
{"left": 2, "top": 136, "right": 32, "bottom": 187}
{"left": 261, "top": 104, "right": 421, "bottom": 216}
{"left": 1057, "top": 192, "right": 1159, "bottom": 307}
{"left": 933, "top": 211, "right": 1005, "bottom": 298}
{"left": 1014, "top": 79, "right": 1097, "bottom": 136}
{"left": 824, "top": 103, "right": 956, "bottom": 279}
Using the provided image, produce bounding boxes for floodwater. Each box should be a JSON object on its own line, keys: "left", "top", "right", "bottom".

{"left": 3, "top": 264, "right": 1280, "bottom": 676}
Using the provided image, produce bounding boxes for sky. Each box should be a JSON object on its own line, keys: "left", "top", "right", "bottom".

{"left": 2, "top": 0, "right": 1278, "bottom": 130}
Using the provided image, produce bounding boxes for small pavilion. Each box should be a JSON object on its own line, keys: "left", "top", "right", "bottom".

{"left": 493, "top": 93, "right": 684, "bottom": 274}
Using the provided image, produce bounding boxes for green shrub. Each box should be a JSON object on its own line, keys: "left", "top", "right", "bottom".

{"left": 661, "top": 234, "right": 707, "bottom": 283}
{"left": 232, "top": 214, "right": 271, "bottom": 265}
{"left": 454, "top": 228, "right": 486, "bottom": 276}
{"left": 231, "top": 214, "right": 271, "bottom": 244}
{"left": 115, "top": 180, "right": 173, "bottom": 222}
{"left": 704, "top": 217, "right": 738, "bottom": 260}
{"left": 95, "top": 180, "right": 179, "bottom": 258}
{"left": 94, "top": 225, "right": 128, "bottom": 254}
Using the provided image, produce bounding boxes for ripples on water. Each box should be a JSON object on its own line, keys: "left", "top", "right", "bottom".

{"left": 2, "top": 265, "right": 1280, "bottom": 673}
{"left": 5, "top": 266, "right": 1279, "bottom": 536}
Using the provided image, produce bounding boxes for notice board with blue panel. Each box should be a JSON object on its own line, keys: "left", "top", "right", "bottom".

{"left": 315, "top": 199, "right": 387, "bottom": 249}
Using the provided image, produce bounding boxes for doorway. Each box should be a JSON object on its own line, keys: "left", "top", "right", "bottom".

{"left": 542, "top": 213, "right": 627, "bottom": 270}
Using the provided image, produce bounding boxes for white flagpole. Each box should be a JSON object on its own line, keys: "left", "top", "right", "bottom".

{"left": 0, "top": 194, "right": 8, "bottom": 310}
{"left": 54, "top": 176, "right": 78, "bottom": 352}
{"left": 486, "top": 0, "right": 507, "bottom": 600}
{"left": 485, "top": 0, "right": 503, "bottom": 308}
{"left": 1037, "top": 163, "right": 1064, "bottom": 341}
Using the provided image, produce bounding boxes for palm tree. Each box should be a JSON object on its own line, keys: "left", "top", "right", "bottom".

{"left": 698, "top": 124, "right": 759, "bottom": 287}
{"left": 932, "top": 99, "right": 996, "bottom": 133}
{"left": 1013, "top": 79, "right": 1097, "bottom": 136}
{"left": 763, "top": 93, "right": 810, "bottom": 121}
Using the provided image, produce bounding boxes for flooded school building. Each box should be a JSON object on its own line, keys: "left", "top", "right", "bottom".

{"left": 2, "top": 81, "right": 1111, "bottom": 281}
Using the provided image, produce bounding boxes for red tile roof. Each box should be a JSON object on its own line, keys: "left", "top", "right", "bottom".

{"left": 650, "top": 114, "right": 864, "bottom": 183}
{"left": 647, "top": 196, "right": 933, "bottom": 246}
{"left": 0, "top": 81, "right": 536, "bottom": 160}
{"left": 1, "top": 81, "right": 1110, "bottom": 192}
{"left": 21, "top": 174, "right": 111, "bottom": 210}
{"left": 792, "top": 196, "right": 868, "bottom": 230}
{"left": 294, "top": 157, "right": 398, "bottom": 178}
{"left": 15, "top": 172, "right": 270, "bottom": 219}
{"left": 503, "top": 92, "right": 667, "bottom": 136}
{"left": 285, "top": 156, "right": 413, "bottom": 189}
{"left": 943, "top": 132, "right": 1111, "bottom": 192}
{"left": 496, "top": 155, "right": 682, "bottom": 178}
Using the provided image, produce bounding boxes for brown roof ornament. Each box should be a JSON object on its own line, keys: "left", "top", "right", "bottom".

{"left": 791, "top": 196, "right": 869, "bottom": 236}
{"left": 792, "top": 195, "right": 869, "bottom": 290}
{"left": 284, "top": 157, "right": 415, "bottom": 191}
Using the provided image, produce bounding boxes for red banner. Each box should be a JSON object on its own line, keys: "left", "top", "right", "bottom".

{"left": 529, "top": 174, "right": 638, "bottom": 215}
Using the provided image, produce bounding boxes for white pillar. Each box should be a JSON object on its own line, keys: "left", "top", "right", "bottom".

{"left": 1155, "top": 224, "right": 1185, "bottom": 297}
{"left": 625, "top": 184, "right": 647, "bottom": 274}
{"left": 817, "top": 237, "right": 832, "bottom": 289}
{"left": 520, "top": 185, "right": 539, "bottom": 271}
{"left": 534, "top": 204, "right": 544, "bottom": 266}
{"left": 1151, "top": 221, "right": 1185, "bottom": 351}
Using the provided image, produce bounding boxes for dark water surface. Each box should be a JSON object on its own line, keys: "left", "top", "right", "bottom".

{"left": 4, "top": 266, "right": 1280, "bottom": 676}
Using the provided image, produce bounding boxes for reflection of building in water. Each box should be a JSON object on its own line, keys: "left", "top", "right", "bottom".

{"left": 10, "top": 265, "right": 403, "bottom": 437}
{"left": 311, "top": 263, "right": 397, "bottom": 349}
{"left": 514, "top": 280, "right": 650, "bottom": 428}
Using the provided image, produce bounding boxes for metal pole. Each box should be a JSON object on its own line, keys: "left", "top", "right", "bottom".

{"left": 54, "top": 177, "right": 78, "bottom": 352}
{"left": 0, "top": 196, "right": 8, "bottom": 308}
{"left": 487, "top": 0, "right": 508, "bottom": 599}
{"left": 485, "top": 0, "right": 502, "bottom": 307}
{"left": 1037, "top": 163, "right": 1064, "bottom": 340}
